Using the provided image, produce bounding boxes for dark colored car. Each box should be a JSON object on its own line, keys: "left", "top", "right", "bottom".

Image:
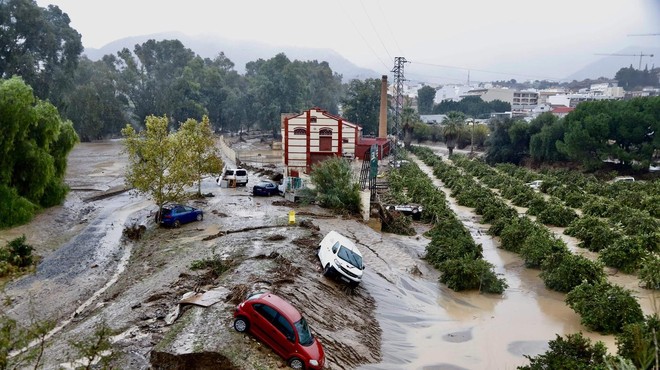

{"left": 253, "top": 180, "right": 280, "bottom": 196}
{"left": 233, "top": 292, "right": 325, "bottom": 370}
{"left": 157, "top": 204, "right": 203, "bottom": 227}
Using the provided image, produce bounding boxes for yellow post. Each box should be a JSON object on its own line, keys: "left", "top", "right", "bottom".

{"left": 288, "top": 210, "right": 296, "bottom": 224}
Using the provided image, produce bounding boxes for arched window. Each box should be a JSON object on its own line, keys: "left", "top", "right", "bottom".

{"left": 319, "top": 128, "right": 332, "bottom": 136}
{"left": 293, "top": 127, "right": 306, "bottom": 135}
{"left": 310, "top": 116, "right": 317, "bottom": 123}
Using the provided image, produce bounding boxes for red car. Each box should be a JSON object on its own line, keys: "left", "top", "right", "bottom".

{"left": 233, "top": 292, "right": 325, "bottom": 369}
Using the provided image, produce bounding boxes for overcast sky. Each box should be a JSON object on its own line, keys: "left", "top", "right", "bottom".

{"left": 36, "top": 0, "right": 660, "bottom": 83}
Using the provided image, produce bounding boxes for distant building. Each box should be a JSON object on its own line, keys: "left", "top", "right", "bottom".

{"left": 461, "top": 88, "right": 539, "bottom": 110}
{"left": 420, "top": 114, "right": 447, "bottom": 124}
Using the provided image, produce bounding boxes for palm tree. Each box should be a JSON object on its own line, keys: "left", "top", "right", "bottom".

{"left": 401, "top": 105, "right": 418, "bottom": 149}
{"left": 442, "top": 112, "right": 465, "bottom": 156}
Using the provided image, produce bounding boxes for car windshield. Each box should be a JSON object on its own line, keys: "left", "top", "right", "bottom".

{"left": 337, "top": 245, "right": 363, "bottom": 269}
{"left": 294, "top": 317, "right": 314, "bottom": 346}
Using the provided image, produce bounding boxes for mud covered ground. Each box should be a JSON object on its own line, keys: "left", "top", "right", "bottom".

{"left": 1, "top": 139, "right": 385, "bottom": 370}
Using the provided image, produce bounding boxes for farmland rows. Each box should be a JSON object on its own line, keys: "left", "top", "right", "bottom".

{"left": 408, "top": 146, "right": 652, "bottom": 339}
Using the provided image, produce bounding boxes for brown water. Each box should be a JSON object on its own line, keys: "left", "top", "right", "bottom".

{"left": 350, "top": 157, "right": 658, "bottom": 369}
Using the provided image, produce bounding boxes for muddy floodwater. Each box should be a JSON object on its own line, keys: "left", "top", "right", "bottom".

{"left": 2, "top": 140, "right": 658, "bottom": 370}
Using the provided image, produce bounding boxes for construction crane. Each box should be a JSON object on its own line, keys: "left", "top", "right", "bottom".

{"left": 594, "top": 52, "right": 655, "bottom": 70}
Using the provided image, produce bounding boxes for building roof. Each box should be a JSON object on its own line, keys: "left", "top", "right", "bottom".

{"left": 551, "top": 106, "right": 575, "bottom": 114}
{"left": 358, "top": 137, "right": 389, "bottom": 146}
{"left": 286, "top": 107, "right": 361, "bottom": 130}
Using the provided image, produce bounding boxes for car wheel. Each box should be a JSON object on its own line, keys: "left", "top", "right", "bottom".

{"left": 196, "top": 213, "right": 203, "bottom": 221}
{"left": 234, "top": 317, "right": 249, "bottom": 333}
{"left": 288, "top": 357, "right": 304, "bottom": 370}
{"left": 173, "top": 219, "right": 181, "bottom": 228}
{"left": 323, "top": 264, "right": 333, "bottom": 277}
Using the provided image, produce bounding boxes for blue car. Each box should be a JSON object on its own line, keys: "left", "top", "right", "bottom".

{"left": 252, "top": 181, "right": 280, "bottom": 196}
{"left": 157, "top": 204, "right": 203, "bottom": 227}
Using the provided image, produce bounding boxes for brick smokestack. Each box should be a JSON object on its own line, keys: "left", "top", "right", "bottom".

{"left": 378, "top": 75, "right": 388, "bottom": 138}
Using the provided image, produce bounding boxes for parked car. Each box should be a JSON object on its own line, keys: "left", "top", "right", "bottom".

{"left": 156, "top": 204, "right": 203, "bottom": 228}
{"left": 386, "top": 204, "right": 423, "bottom": 220}
{"left": 613, "top": 176, "right": 635, "bottom": 183}
{"left": 526, "top": 180, "right": 543, "bottom": 190}
{"left": 218, "top": 168, "right": 249, "bottom": 187}
{"left": 253, "top": 180, "right": 281, "bottom": 196}
{"left": 233, "top": 292, "right": 325, "bottom": 370}
{"left": 318, "top": 230, "right": 364, "bottom": 286}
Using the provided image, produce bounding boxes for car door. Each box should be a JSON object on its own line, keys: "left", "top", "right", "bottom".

{"left": 181, "top": 206, "right": 194, "bottom": 223}
{"left": 251, "top": 303, "right": 290, "bottom": 357}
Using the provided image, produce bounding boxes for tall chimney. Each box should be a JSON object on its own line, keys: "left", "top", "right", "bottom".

{"left": 378, "top": 75, "right": 388, "bottom": 138}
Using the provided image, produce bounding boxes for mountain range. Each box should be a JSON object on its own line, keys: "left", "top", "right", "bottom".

{"left": 83, "top": 32, "right": 381, "bottom": 82}
{"left": 84, "top": 32, "right": 658, "bottom": 85}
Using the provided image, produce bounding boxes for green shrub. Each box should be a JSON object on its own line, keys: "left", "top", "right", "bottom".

{"left": 518, "top": 332, "right": 612, "bottom": 370}
{"left": 477, "top": 200, "right": 517, "bottom": 224}
{"left": 535, "top": 199, "right": 577, "bottom": 227}
{"left": 564, "top": 215, "right": 621, "bottom": 252}
{"left": 438, "top": 256, "right": 507, "bottom": 294}
{"left": 639, "top": 255, "right": 660, "bottom": 290}
{"left": 599, "top": 237, "right": 648, "bottom": 274}
{"left": 520, "top": 232, "right": 568, "bottom": 268}
{"left": 616, "top": 314, "right": 660, "bottom": 369}
{"left": 540, "top": 253, "right": 605, "bottom": 293}
{"left": 499, "top": 216, "right": 541, "bottom": 253}
{"left": 566, "top": 281, "right": 644, "bottom": 334}
{"left": 0, "top": 185, "right": 38, "bottom": 228}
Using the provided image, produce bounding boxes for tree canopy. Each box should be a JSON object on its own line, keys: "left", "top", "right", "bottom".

{"left": 341, "top": 78, "right": 383, "bottom": 136}
{"left": 0, "top": 77, "right": 78, "bottom": 228}
{"left": 557, "top": 97, "right": 659, "bottom": 171}
{"left": 417, "top": 85, "right": 436, "bottom": 115}
{"left": 0, "top": 0, "right": 83, "bottom": 107}
{"left": 433, "top": 96, "right": 510, "bottom": 118}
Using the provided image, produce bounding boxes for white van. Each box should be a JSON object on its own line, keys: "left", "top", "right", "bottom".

{"left": 218, "top": 168, "right": 248, "bottom": 187}
{"left": 318, "top": 230, "right": 365, "bottom": 286}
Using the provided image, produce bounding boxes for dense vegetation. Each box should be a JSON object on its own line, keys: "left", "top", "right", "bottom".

{"left": 0, "top": 77, "right": 78, "bottom": 228}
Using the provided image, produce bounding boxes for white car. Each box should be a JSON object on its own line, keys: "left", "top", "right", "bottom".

{"left": 318, "top": 230, "right": 365, "bottom": 286}
{"left": 526, "top": 180, "right": 543, "bottom": 190}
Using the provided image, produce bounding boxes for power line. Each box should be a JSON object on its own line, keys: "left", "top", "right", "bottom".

{"left": 374, "top": 0, "right": 403, "bottom": 56}
{"left": 337, "top": 0, "right": 390, "bottom": 70}
{"left": 359, "top": 0, "right": 392, "bottom": 61}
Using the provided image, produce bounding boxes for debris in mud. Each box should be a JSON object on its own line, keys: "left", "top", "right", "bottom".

{"left": 150, "top": 351, "right": 237, "bottom": 370}
{"left": 299, "top": 219, "right": 320, "bottom": 230}
{"left": 265, "top": 234, "right": 286, "bottom": 241}
{"left": 122, "top": 223, "right": 146, "bottom": 240}
{"left": 211, "top": 210, "right": 228, "bottom": 217}
{"left": 202, "top": 224, "right": 297, "bottom": 241}
{"left": 409, "top": 264, "right": 423, "bottom": 276}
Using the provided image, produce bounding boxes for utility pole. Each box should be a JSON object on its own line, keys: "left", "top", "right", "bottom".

{"left": 391, "top": 57, "right": 407, "bottom": 161}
